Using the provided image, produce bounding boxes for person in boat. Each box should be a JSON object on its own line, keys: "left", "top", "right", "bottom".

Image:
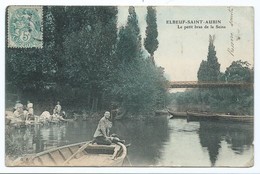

{"left": 26, "top": 100, "right": 34, "bottom": 120}
{"left": 93, "top": 111, "right": 125, "bottom": 145}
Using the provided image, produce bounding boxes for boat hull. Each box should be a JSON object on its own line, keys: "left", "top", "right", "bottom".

{"left": 187, "top": 112, "right": 218, "bottom": 122}
{"left": 155, "top": 110, "right": 169, "bottom": 115}
{"left": 216, "top": 114, "right": 254, "bottom": 123}
{"left": 10, "top": 142, "right": 127, "bottom": 167}
{"left": 187, "top": 112, "right": 254, "bottom": 122}
{"left": 168, "top": 111, "right": 187, "bottom": 119}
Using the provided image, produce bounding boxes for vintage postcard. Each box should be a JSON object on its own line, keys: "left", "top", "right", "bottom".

{"left": 5, "top": 6, "right": 254, "bottom": 167}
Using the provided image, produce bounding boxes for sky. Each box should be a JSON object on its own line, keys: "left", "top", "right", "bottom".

{"left": 118, "top": 6, "right": 254, "bottom": 81}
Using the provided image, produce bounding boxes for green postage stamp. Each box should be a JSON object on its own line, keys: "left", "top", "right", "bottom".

{"left": 5, "top": 6, "right": 254, "bottom": 168}
{"left": 7, "top": 6, "right": 43, "bottom": 48}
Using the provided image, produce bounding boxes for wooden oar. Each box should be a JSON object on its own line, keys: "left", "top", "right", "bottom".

{"left": 122, "top": 143, "right": 132, "bottom": 166}
{"left": 62, "top": 141, "right": 91, "bottom": 165}
{"left": 112, "top": 142, "right": 130, "bottom": 160}
{"left": 124, "top": 155, "right": 132, "bottom": 166}
{"left": 111, "top": 145, "right": 120, "bottom": 159}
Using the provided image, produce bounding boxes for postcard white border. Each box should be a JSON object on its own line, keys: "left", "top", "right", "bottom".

{"left": 1, "top": 0, "right": 260, "bottom": 173}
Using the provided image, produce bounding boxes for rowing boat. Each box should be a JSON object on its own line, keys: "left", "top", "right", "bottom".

{"left": 215, "top": 114, "right": 254, "bottom": 122}
{"left": 11, "top": 141, "right": 127, "bottom": 166}
{"left": 155, "top": 110, "right": 169, "bottom": 115}
{"left": 168, "top": 110, "right": 187, "bottom": 118}
{"left": 186, "top": 111, "right": 217, "bottom": 121}
{"left": 187, "top": 111, "right": 254, "bottom": 122}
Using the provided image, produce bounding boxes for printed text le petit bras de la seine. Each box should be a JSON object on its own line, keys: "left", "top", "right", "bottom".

{"left": 166, "top": 20, "right": 226, "bottom": 30}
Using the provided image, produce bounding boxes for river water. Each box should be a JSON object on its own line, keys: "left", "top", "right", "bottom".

{"left": 7, "top": 116, "right": 253, "bottom": 167}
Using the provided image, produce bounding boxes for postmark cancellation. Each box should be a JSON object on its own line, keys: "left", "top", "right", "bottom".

{"left": 7, "top": 6, "right": 43, "bottom": 48}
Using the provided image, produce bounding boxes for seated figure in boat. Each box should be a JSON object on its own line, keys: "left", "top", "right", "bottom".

{"left": 93, "top": 111, "right": 125, "bottom": 145}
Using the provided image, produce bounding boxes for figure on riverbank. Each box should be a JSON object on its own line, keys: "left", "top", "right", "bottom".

{"left": 53, "top": 101, "right": 61, "bottom": 116}
{"left": 40, "top": 111, "right": 52, "bottom": 122}
{"left": 13, "top": 101, "right": 25, "bottom": 121}
{"left": 26, "top": 100, "right": 34, "bottom": 120}
{"left": 93, "top": 111, "right": 125, "bottom": 145}
{"left": 14, "top": 100, "right": 23, "bottom": 112}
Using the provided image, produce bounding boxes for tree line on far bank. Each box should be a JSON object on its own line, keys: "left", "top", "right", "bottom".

{"left": 170, "top": 35, "right": 254, "bottom": 115}
{"left": 6, "top": 6, "right": 168, "bottom": 118}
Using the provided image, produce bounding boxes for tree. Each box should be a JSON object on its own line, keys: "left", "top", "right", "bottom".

{"left": 114, "top": 6, "right": 143, "bottom": 114}
{"left": 144, "top": 6, "right": 159, "bottom": 65}
{"left": 127, "top": 6, "right": 141, "bottom": 39}
{"left": 62, "top": 6, "right": 118, "bottom": 111}
{"left": 6, "top": 6, "right": 168, "bottom": 117}
{"left": 219, "top": 60, "right": 253, "bottom": 114}
{"left": 6, "top": 6, "right": 57, "bottom": 93}
{"left": 224, "top": 60, "right": 253, "bottom": 82}
{"left": 175, "top": 59, "right": 254, "bottom": 115}
{"left": 198, "top": 35, "right": 220, "bottom": 81}
{"left": 114, "top": 6, "right": 167, "bottom": 116}
{"left": 116, "top": 6, "right": 142, "bottom": 64}
{"left": 176, "top": 35, "right": 253, "bottom": 115}
{"left": 197, "top": 60, "right": 208, "bottom": 81}
{"left": 196, "top": 35, "right": 221, "bottom": 110}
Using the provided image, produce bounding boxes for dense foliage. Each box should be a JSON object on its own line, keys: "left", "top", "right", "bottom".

{"left": 113, "top": 6, "right": 167, "bottom": 116}
{"left": 6, "top": 6, "right": 168, "bottom": 117}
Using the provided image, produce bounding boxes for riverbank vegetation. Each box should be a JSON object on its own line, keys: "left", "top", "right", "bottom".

{"left": 6, "top": 6, "right": 168, "bottom": 118}
{"left": 170, "top": 35, "right": 254, "bottom": 115}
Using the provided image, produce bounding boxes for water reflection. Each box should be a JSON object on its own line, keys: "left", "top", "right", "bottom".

{"left": 33, "top": 125, "right": 44, "bottom": 153}
{"left": 198, "top": 120, "right": 253, "bottom": 166}
{"left": 6, "top": 117, "right": 253, "bottom": 167}
{"left": 112, "top": 118, "right": 170, "bottom": 166}
{"left": 158, "top": 119, "right": 207, "bottom": 166}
